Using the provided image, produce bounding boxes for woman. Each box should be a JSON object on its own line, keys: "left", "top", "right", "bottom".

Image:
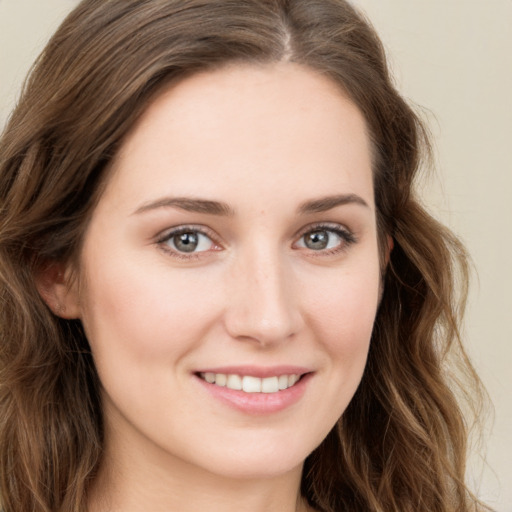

{"left": 0, "top": 0, "right": 488, "bottom": 511}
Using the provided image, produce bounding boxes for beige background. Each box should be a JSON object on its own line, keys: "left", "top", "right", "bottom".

{"left": 1, "top": 1, "right": 511, "bottom": 510}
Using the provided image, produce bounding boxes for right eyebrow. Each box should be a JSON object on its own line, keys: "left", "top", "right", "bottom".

{"left": 132, "top": 196, "right": 235, "bottom": 217}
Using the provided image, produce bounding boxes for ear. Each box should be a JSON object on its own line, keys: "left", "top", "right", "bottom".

{"left": 35, "top": 261, "right": 81, "bottom": 319}
{"left": 384, "top": 234, "right": 394, "bottom": 266}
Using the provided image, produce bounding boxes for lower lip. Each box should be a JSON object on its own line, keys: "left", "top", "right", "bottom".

{"left": 195, "top": 373, "right": 312, "bottom": 414}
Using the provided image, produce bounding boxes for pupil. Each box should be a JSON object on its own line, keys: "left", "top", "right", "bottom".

{"left": 174, "top": 232, "right": 198, "bottom": 252}
{"left": 306, "top": 230, "right": 328, "bottom": 250}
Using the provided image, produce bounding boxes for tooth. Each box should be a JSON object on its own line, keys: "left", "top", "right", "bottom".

{"left": 203, "top": 372, "right": 302, "bottom": 392}
{"left": 261, "top": 376, "right": 279, "bottom": 393}
{"left": 242, "top": 376, "right": 262, "bottom": 393}
{"left": 204, "top": 372, "right": 216, "bottom": 384}
{"left": 289, "top": 374, "right": 299, "bottom": 386}
{"left": 278, "top": 375, "right": 289, "bottom": 390}
{"left": 215, "top": 373, "right": 227, "bottom": 386}
{"left": 226, "top": 374, "right": 242, "bottom": 391}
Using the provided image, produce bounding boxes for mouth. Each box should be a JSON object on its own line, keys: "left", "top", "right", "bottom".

{"left": 197, "top": 372, "right": 303, "bottom": 394}
{"left": 195, "top": 367, "right": 312, "bottom": 413}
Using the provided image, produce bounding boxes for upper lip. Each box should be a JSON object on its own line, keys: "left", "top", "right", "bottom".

{"left": 194, "top": 365, "right": 312, "bottom": 378}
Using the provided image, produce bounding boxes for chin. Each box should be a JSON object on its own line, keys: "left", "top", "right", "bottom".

{"left": 184, "top": 428, "right": 324, "bottom": 481}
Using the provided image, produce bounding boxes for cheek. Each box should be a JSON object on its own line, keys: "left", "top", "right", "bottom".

{"left": 307, "top": 267, "right": 379, "bottom": 349}
{"left": 79, "top": 253, "right": 222, "bottom": 365}
{"left": 293, "top": 261, "right": 380, "bottom": 444}
{"left": 300, "top": 256, "right": 380, "bottom": 415}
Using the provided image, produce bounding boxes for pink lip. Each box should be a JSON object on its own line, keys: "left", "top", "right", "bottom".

{"left": 193, "top": 366, "right": 313, "bottom": 415}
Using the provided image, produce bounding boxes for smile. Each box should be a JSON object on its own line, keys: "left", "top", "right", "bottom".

{"left": 198, "top": 372, "right": 301, "bottom": 393}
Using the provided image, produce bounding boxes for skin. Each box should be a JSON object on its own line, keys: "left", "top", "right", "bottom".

{"left": 47, "top": 62, "right": 382, "bottom": 512}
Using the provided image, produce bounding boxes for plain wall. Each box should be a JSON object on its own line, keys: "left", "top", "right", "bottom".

{"left": 1, "top": 1, "right": 511, "bottom": 510}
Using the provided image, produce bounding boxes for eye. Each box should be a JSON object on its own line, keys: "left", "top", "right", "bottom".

{"left": 159, "top": 228, "right": 216, "bottom": 254}
{"left": 295, "top": 225, "right": 356, "bottom": 253}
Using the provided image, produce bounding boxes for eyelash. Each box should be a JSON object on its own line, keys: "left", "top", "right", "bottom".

{"left": 156, "top": 225, "right": 220, "bottom": 261}
{"left": 295, "top": 223, "right": 357, "bottom": 257}
{"left": 156, "top": 223, "right": 357, "bottom": 260}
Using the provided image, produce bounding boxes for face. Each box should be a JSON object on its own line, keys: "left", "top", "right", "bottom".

{"left": 68, "top": 63, "right": 381, "bottom": 480}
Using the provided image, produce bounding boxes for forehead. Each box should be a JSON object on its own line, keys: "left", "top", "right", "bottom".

{"left": 105, "top": 62, "right": 374, "bottom": 212}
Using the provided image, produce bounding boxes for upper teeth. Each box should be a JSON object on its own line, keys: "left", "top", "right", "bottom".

{"left": 199, "top": 373, "right": 301, "bottom": 393}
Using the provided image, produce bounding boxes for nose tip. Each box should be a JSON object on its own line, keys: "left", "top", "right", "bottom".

{"left": 223, "top": 256, "right": 303, "bottom": 346}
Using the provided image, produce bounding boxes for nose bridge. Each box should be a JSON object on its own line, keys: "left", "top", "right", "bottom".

{"left": 224, "top": 241, "right": 301, "bottom": 345}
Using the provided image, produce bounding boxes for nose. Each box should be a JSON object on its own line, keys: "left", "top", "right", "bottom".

{"left": 223, "top": 246, "right": 303, "bottom": 346}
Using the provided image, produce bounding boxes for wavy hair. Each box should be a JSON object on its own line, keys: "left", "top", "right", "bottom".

{"left": 0, "top": 0, "right": 488, "bottom": 510}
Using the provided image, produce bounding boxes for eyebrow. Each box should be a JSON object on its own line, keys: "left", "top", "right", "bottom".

{"left": 133, "top": 193, "right": 369, "bottom": 217}
{"left": 297, "top": 193, "right": 370, "bottom": 214}
{"left": 133, "top": 197, "right": 235, "bottom": 216}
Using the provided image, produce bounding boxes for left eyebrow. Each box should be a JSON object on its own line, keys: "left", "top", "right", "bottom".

{"left": 297, "top": 194, "right": 370, "bottom": 214}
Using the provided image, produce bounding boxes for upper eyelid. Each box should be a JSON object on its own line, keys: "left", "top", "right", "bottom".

{"left": 293, "top": 221, "right": 353, "bottom": 239}
{"left": 156, "top": 224, "right": 218, "bottom": 242}
{"left": 156, "top": 221, "right": 351, "bottom": 237}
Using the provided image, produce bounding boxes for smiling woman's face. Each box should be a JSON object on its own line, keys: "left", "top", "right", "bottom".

{"left": 67, "top": 62, "right": 380, "bottom": 481}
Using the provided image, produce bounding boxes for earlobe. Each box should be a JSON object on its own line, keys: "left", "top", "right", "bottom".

{"left": 35, "top": 261, "right": 81, "bottom": 319}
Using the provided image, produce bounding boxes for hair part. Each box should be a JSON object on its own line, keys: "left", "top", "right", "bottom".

{"left": 0, "top": 1, "right": 489, "bottom": 510}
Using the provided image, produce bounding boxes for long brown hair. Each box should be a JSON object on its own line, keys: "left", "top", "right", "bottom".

{"left": 0, "top": 1, "right": 488, "bottom": 510}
